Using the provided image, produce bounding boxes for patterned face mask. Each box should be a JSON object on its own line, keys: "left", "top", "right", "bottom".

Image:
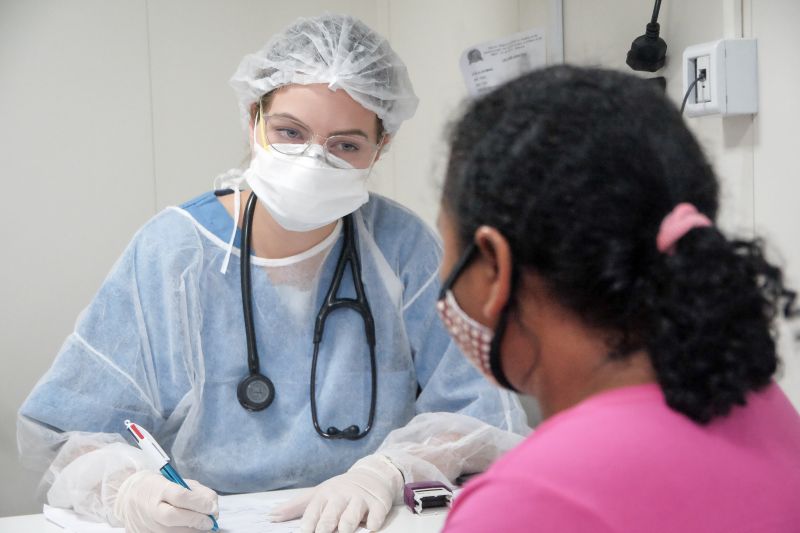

{"left": 436, "top": 242, "right": 518, "bottom": 392}
{"left": 437, "top": 289, "right": 497, "bottom": 385}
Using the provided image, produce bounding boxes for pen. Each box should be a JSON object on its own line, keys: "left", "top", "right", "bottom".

{"left": 125, "top": 420, "right": 219, "bottom": 532}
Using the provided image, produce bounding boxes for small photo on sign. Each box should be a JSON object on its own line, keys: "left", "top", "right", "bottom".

{"left": 459, "top": 28, "right": 547, "bottom": 97}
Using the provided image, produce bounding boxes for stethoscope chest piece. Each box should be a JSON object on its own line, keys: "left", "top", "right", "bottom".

{"left": 237, "top": 373, "right": 275, "bottom": 411}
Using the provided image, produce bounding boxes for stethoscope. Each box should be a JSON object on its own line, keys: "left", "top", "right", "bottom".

{"left": 236, "top": 192, "right": 377, "bottom": 440}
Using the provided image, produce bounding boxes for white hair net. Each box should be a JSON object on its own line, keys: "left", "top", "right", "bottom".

{"left": 230, "top": 13, "right": 419, "bottom": 134}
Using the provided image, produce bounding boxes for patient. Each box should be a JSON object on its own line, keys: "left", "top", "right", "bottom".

{"left": 435, "top": 65, "right": 800, "bottom": 532}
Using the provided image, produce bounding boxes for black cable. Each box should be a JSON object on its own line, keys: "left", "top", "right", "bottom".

{"left": 651, "top": 0, "right": 662, "bottom": 24}
{"left": 680, "top": 72, "right": 706, "bottom": 115}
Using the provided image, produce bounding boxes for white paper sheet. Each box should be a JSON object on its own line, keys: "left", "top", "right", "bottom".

{"left": 44, "top": 494, "right": 368, "bottom": 533}
{"left": 459, "top": 28, "right": 547, "bottom": 97}
{"left": 43, "top": 505, "right": 124, "bottom": 533}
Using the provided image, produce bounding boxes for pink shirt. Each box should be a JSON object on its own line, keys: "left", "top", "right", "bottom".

{"left": 444, "top": 382, "right": 800, "bottom": 533}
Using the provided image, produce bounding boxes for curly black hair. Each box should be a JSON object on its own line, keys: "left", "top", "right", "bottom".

{"left": 443, "top": 65, "right": 796, "bottom": 424}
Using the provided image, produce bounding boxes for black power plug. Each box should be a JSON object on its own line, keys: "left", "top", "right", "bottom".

{"left": 626, "top": 0, "right": 667, "bottom": 72}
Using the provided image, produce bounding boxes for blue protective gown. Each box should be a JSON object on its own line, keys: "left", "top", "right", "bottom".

{"left": 20, "top": 191, "right": 525, "bottom": 494}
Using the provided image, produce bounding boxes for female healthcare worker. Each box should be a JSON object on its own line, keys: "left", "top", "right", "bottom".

{"left": 436, "top": 65, "right": 800, "bottom": 532}
{"left": 17, "top": 13, "right": 527, "bottom": 533}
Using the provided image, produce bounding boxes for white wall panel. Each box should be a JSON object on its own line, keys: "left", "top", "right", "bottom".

{"left": 383, "top": 0, "right": 542, "bottom": 227}
{"left": 751, "top": 0, "right": 800, "bottom": 406}
{"left": 0, "top": 0, "right": 154, "bottom": 516}
{"left": 563, "top": 0, "right": 755, "bottom": 232}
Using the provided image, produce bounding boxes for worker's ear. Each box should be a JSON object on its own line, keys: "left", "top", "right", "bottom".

{"left": 248, "top": 103, "right": 260, "bottom": 146}
{"left": 248, "top": 103, "right": 258, "bottom": 130}
{"left": 472, "top": 226, "right": 513, "bottom": 323}
{"left": 373, "top": 134, "right": 392, "bottom": 163}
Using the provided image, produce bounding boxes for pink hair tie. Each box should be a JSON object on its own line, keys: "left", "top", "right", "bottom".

{"left": 656, "top": 203, "right": 713, "bottom": 255}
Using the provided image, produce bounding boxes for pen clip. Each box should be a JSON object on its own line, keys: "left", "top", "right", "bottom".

{"left": 125, "top": 419, "right": 170, "bottom": 468}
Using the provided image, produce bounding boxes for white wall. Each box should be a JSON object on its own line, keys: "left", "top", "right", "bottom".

{"left": 0, "top": 0, "right": 549, "bottom": 516}
{"left": 1, "top": 0, "right": 156, "bottom": 517}
{"left": 2, "top": 0, "right": 798, "bottom": 518}
{"left": 750, "top": 0, "right": 800, "bottom": 398}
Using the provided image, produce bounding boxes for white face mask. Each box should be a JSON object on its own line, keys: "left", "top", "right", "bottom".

{"left": 244, "top": 136, "right": 371, "bottom": 232}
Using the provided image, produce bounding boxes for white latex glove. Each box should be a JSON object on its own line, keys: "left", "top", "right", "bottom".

{"left": 112, "top": 470, "right": 219, "bottom": 533}
{"left": 377, "top": 412, "right": 527, "bottom": 485}
{"left": 270, "top": 454, "right": 403, "bottom": 533}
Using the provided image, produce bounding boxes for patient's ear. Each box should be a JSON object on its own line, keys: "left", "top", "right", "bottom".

{"left": 473, "top": 226, "right": 513, "bottom": 321}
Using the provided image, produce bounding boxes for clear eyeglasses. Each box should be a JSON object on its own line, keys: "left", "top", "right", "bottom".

{"left": 256, "top": 106, "right": 383, "bottom": 169}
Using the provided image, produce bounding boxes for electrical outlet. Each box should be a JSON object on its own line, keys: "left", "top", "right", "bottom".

{"left": 695, "top": 55, "right": 711, "bottom": 103}
{"left": 682, "top": 39, "right": 758, "bottom": 117}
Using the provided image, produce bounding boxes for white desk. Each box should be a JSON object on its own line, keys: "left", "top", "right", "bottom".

{"left": 0, "top": 488, "right": 448, "bottom": 532}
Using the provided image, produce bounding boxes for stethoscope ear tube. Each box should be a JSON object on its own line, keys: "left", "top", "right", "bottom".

{"left": 309, "top": 215, "right": 377, "bottom": 440}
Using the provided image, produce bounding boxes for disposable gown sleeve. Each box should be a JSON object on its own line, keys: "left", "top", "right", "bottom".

{"left": 17, "top": 416, "right": 149, "bottom": 525}
{"left": 17, "top": 214, "right": 198, "bottom": 521}
{"left": 377, "top": 412, "right": 526, "bottom": 488}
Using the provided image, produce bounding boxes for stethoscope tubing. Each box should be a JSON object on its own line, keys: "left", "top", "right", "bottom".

{"left": 238, "top": 192, "right": 377, "bottom": 440}
{"left": 309, "top": 215, "right": 377, "bottom": 440}
{"left": 241, "top": 193, "right": 261, "bottom": 376}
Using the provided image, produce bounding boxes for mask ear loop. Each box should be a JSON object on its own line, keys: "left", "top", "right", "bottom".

{"left": 257, "top": 102, "right": 270, "bottom": 150}
{"left": 219, "top": 105, "right": 267, "bottom": 275}
{"left": 219, "top": 187, "right": 242, "bottom": 274}
{"left": 362, "top": 133, "right": 387, "bottom": 178}
{"left": 488, "top": 266, "right": 520, "bottom": 392}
